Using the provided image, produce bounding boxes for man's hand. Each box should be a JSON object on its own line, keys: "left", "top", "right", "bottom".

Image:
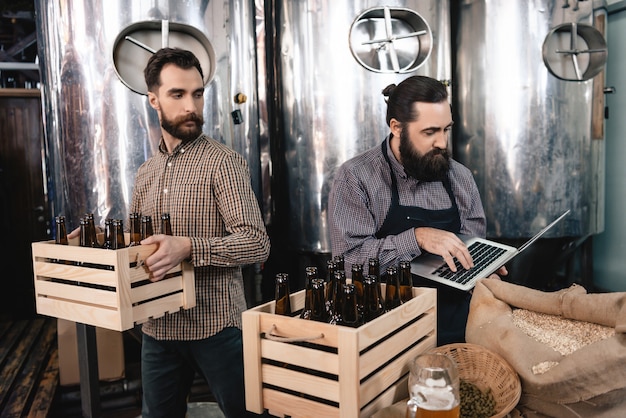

{"left": 493, "top": 266, "right": 508, "bottom": 277}
{"left": 484, "top": 266, "right": 508, "bottom": 281}
{"left": 67, "top": 227, "right": 80, "bottom": 239}
{"left": 142, "top": 234, "right": 192, "bottom": 282}
{"left": 414, "top": 227, "right": 474, "bottom": 272}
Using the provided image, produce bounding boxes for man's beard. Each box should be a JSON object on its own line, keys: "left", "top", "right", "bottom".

{"left": 161, "top": 111, "right": 204, "bottom": 143}
{"left": 399, "top": 127, "right": 450, "bottom": 181}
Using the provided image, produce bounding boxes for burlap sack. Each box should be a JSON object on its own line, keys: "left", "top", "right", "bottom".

{"left": 466, "top": 278, "right": 626, "bottom": 418}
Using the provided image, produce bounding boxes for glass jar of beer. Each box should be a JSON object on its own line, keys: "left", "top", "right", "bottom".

{"left": 408, "top": 353, "right": 460, "bottom": 418}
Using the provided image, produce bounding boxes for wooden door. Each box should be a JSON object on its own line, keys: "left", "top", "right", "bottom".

{"left": 0, "top": 89, "right": 49, "bottom": 318}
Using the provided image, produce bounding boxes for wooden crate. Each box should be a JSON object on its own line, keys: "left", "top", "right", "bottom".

{"left": 31, "top": 236, "right": 195, "bottom": 332}
{"left": 242, "top": 286, "right": 436, "bottom": 418}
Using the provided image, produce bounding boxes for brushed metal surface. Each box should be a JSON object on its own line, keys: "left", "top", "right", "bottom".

{"left": 36, "top": 0, "right": 261, "bottom": 229}
{"left": 272, "top": 0, "right": 451, "bottom": 252}
{"left": 454, "top": 0, "right": 607, "bottom": 238}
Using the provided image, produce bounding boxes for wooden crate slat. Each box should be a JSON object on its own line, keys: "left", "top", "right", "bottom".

{"left": 359, "top": 375, "right": 409, "bottom": 418}
{"left": 130, "top": 276, "right": 184, "bottom": 304}
{"left": 355, "top": 287, "right": 436, "bottom": 351}
{"left": 261, "top": 338, "right": 339, "bottom": 375}
{"left": 243, "top": 305, "right": 264, "bottom": 414}
{"left": 131, "top": 292, "right": 185, "bottom": 325}
{"left": 128, "top": 266, "right": 152, "bottom": 283}
{"left": 126, "top": 264, "right": 184, "bottom": 284}
{"left": 32, "top": 241, "right": 118, "bottom": 265}
{"left": 359, "top": 336, "right": 434, "bottom": 408}
{"left": 263, "top": 388, "right": 340, "bottom": 418}
{"left": 116, "top": 248, "right": 133, "bottom": 331}
{"left": 262, "top": 363, "right": 340, "bottom": 402}
{"left": 337, "top": 326, "right": 360, "bottom": 416}
{"left": 358, "top": 310, "right": 436, "bottom": 379}
{"left": 35, "top": 297, "right": 123, "bottom": 331}
{"left": 33, "top": 261, "right": 119, "bottom": 287}
{"left": 181, "top": 262, "right": 195, "bottom": 309}
{"left": 35, "top": 280, "right": 119, "bottom": 308}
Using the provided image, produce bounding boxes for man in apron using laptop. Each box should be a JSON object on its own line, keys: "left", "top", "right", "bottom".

{"left": 328, "top": 75, "right": 506, "bottom": 345}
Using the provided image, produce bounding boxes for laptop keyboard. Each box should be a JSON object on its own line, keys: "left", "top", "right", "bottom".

{"left": 432, "top": 241, "right": 507, "bottom": 285}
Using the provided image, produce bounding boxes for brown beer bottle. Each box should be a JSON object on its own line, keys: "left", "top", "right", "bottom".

{"left": 79, "top": 216, "right": 97, "bottom": 248}
{"left": 325, "top": 259, "right": 337, "bottom": 315}
{"left": 384, "top": 265, "right": 401, "bottom": 311}
{"left": 79, "top": 217, "right": 87, "bottom": 247}
{"left": 103, "top": 218, "right": 114, "bottom": 249}
{"left": 339, "top": 283, "right": 361, "bottom": 328}
{"left": 129, "top": 212, "right": 142, "bottom": 246}
{"left": 54, "top": 215, "right": 69, "bottom": 265}
{"left": 310, "top": 278, "right": 328, "bottom": 323}
{"left": 77, "top": 217, "right": 91, "bottom": 269}
{"left": 351, "top": 263, "right": 365, "bottom": 315}
{"left": 113, "top": 219, "right": 125, "bottom": 249}
{"left": 161, "top": 213, "right": 173, "bottom": 235}
{"left": 84, "top": 213, "right": 99, "bottom": 247}
{"left": 399, "top": 260, "right": 414, "bottom": 303}
{"left": 368, "top": 257, "right": 380, "bottom": 279}
{"left": 368, "top": 258, "right": 386, "bottom": 309}
{"left": 78, "top": 216, "right": 98, "bottom": 267}
{"left": 333, "top": 254, "right": 345, "bottom": 271}
{"left": 328, "top": 270, "right": 346, "bottom": 325}
{"left": 55, "top": 215, "right": 68, "bottom": 245}
{"left": 274, "top": 273, "right": 291, "bottom": 315}
{"left": 300, "top": 266, "right": 318, "bottom": 320}
{"left": 141, "top": 215, "right": 154, "bottom": 240}
{"left": 362, "top": 275, "right": 385, "bottom": 322}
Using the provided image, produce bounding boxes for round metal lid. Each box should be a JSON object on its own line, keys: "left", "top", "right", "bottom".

{"left": 112, "top": 20, "right": 216, "bottom": 95}
{"left": 349, "top": 6, "right": 433, "bottom": 74}
{"left": 542, "top": 22, "right": 607, "bottom": 82}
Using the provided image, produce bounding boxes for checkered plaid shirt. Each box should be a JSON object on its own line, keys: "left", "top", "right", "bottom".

{"left": 131, "top": 134, "right": 270, "bottom": 340}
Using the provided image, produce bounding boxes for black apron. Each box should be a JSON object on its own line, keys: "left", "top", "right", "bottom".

{"left": 376, "top": 140, "right": 470, "bottom": 346}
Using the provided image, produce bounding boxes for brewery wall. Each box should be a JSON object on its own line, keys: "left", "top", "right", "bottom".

{"left": 592, "top": 1, "right": 626, "bottom": 291}
{"left": 1, "top": 1, "right": 625, "bottom": 320}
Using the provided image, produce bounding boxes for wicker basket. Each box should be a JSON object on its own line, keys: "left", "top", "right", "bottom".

{"left": 429, "top": 343, "right": 521, "bottom": 418}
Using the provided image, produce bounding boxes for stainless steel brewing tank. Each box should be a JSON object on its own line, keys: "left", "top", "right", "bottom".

{"left": 35, "top": 0, "right": 261, "bottom": 228}
{"left": 454, "top": 0, "right": 607, "bottom": 239}
{"left": 273, "top": 0, "right": 451, "bottom": 253}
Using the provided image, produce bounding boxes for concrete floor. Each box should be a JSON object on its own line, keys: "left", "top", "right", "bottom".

{"left": 130, "top": 402, "right": 225, "bottom": 418}
{"left": 185, "top": 402, "right": 226, "bottom": 418}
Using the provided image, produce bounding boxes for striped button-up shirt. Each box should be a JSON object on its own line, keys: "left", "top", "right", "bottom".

{"left": 131, "top": 134, "right": 270, "bottom": 340}
{"left": 328, "top": 136, "right": 486, "bottom": 274}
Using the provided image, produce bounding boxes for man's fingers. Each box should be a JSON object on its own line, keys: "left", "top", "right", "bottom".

{"left": 442, "top": 253, "right": 458, "bottom": 272}
{"left": 455, "top": 249, "right": 474, "bottom": 270}
{"left": 416, "top": 227, "right": 475, "bottom": 271}
{"left": 442, "top": 245, "right": 473, "bottom": 272}
{"left": 447, "top": 242, "right": 473, "bottom": 270}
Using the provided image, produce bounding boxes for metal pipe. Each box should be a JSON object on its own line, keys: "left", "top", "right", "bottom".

{"left": 124, "top": 36, "right": 156, "bottom": 54}
{"left": 0, "top": 62, "right": 39, "bottom": 70}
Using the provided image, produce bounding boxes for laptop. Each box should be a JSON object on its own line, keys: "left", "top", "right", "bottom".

{"left": 410, "top": 210, "right": 570, "bottom": 291}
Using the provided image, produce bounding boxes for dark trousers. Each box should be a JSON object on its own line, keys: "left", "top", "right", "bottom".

{"left": 412, "top": 276, "right": 471, "bottom": 346}
{"left": 141, "top": 327, "right": 265, "bottom": 418}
